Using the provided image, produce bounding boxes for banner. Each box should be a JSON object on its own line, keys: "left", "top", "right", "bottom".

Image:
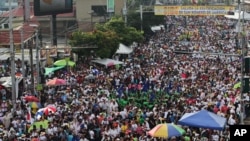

{"left": 49, "top": 46, "right": 57, "bottom": 57}
{"left": 40, "top": 49, "right": 47, "bottom": 61}
{"left": 154, "top": 6, "right": 235, "bottom": 16}
{"left": 107, "top": 0, "right": 115, "bottom": 13}
{"left": 64, "top": 46, "right": 71, "bottom": 57}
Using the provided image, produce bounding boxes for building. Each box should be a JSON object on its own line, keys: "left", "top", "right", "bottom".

{"left": 76, "top": 0, "right": 124, "bottom": 31}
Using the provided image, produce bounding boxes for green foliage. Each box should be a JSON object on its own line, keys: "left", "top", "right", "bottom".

{"left": 69, "top": 17, "right": 143, "bottom": 58}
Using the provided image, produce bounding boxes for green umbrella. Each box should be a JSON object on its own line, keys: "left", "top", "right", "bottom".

{"left": 233, "top": 82, "right": 241, "bottom": 89}
{"left": 45, "top": 66, "right": 64, "bottom": 75}
{"left": 54, "top": 59, "right": 75, "bottom": 67}
{"left": 28, "top": 120, "right": 49, "bottom": 133}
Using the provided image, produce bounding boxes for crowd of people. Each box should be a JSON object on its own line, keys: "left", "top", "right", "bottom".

{"left": 0, "top": 15, "right": 249, "bottom": 141}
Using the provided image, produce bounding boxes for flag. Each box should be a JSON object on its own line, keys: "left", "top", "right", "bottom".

{"left": 142, "top": 80, "right": 149, "bottom": 92}
{"left": 26, "top": 107, "right": 31, "bottom": 123}
{"left": 117, "top": 84, "right": 124, "bottom": 98}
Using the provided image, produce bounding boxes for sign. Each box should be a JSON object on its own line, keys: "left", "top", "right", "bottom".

{"left": 49, "top": 46, "right": 57, "bottom": 57}
{"left": 107, "top": 0, "right": 115, "bottom": 13}
{"left": 154, "top": 6, "right": 235, "bottom": 16}
{"left": 40, "top": 49, "right": 47, "bottom": 61}
{"left": 230, "top": 125, "right": 250, "bottom": 139}
{"left": 64, "top": 46, "right": 71, "bottom": 57}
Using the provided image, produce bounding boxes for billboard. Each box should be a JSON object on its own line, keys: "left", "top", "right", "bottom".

{"left": 34, "top": 0, "right": 73, "bottom": 16}
{"left": 154, "top": 6, "right": 235, "bottom": 16}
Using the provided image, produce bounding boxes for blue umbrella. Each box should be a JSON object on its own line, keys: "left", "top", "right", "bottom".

{"left": 178, "top": 110, "right": 227, "bottom": 130}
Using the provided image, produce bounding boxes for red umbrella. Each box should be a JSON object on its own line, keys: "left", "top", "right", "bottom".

{"left": 42, "top": 105, "right": 57, "bottom": 115}
{"left": 46, "top": 78, "right": 66, "bottom": 86}
{"left": 24, "top": 96, "right": 39, "bottom": 102}
{"left": 107, "top": 62, "right": 114, "bottom": 67}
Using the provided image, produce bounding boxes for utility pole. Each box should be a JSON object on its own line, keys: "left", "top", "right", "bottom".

{"left": 21, "top": 27, "right": 25, "bottom": 89}
{"left": 140, "top": 5, "right": 143, "bottom": 31}
{"left": 9, "top": 0, "right": 16, "bottom": 111}
{"left": 123, "top": 0, "right": 127, "bottom": 26}
{"left": 239, "top": 0, "right": 245, "bottom": 125}
{"left": 29, "top": 39, "right": 35, "bottom": 95}
{"left": 35, "top": 29, "right": 40, "bottom": 84}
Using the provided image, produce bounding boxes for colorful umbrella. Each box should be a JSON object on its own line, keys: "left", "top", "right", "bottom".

{"left": 29, "top": 102, "right": 41, "bottom": 109}
{"left": 54, "top": 59, "right": 75, "bottom": 67}
{"left": 148, "top": 123, "right": 185, "bottom": 138}
{"left": 24, "top": 96, "right": 39, "bottom": 102}
{"left": 38, "top": 105, "right": 57, "bottom": 115}
{"left": 46, "top": 78, "right": 66, "bottom": 86}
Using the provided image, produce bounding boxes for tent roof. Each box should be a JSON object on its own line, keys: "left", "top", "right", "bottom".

{"left": 115, "top": 43, "right": 133, "bottom": 54}
{"left": 91, "top": 58, "right": 124, "bottom": 67}
{"left": 178, "top": 110, "right": 227, "bottom": 130}
{"left": 224, "top": 10, "right": 250, "bottom": 20}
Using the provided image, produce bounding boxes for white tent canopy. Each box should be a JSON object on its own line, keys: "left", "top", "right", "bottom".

{"left": 91, "top": 58, "right": 124, "bottom": 67}
{"left": 151, "top": 25, "right": 165, "bottom": 32}
{"left": 115, "top": 43, "right": 133, "bottom": 54}
{"left": 224, "top": 10, "right": 250, "bottom": 20}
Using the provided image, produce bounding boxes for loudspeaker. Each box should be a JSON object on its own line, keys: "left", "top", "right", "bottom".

{"left": 243, "top": 76, "right": 250, "bottom": 93}
{"left": 244, "top": 56, "right": 250, "bottom": 73}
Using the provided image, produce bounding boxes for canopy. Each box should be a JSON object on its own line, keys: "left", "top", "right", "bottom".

{"left": 115, "top": 43, "right": 133, "bottom": 54}
{"left": 54, "top": 58, "right": 75, "bottom": 67}
{"left": 45, "top": 66, "right": 64, "bottom": 76}
{"left": 151, "top": 25, "right": 165, "bottom": 32}
{"left": 178, "top": 110, "right": 227, "bottom": 131}
{"left": 224, "top": 10, "right": 250, "bottom": 20}
{"left": 91, "top": 58, "right": 124, "bottom": 67}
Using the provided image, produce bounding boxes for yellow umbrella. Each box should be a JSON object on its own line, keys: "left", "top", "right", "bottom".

{"left": 233, "top": 82, "right": 241, "bottom": 89}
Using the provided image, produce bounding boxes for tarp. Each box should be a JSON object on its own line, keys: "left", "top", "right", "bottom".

{"left": 178, "top": 110, "right": 227, "bottom": 131}
{"left": 91, "top": 58, "right": 124, "bottom": 67}
{"left": 45, "top": 66, "right": 64, "bottom": 76}
{"left": 224, "top": 10, "right": 250, "bottom": 20}
{"left": 115, "top": 43, "right": 133, "bottom": 54}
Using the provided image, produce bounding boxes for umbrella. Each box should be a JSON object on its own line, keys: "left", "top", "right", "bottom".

{"left": 23, "top": 96, "right": 39, "bottom": 102}
{"left": 107, "top": 62, "right": 115, "bottom": 67}
{"left": 54, "top": 59, "right": 75, "bottom": 67}
{"left": 233, "top": 82, "right": 241, "bottom": 89}
{"left": 148, "top": 123, "right": 185, "bottom": 138}
{"left": 28, "top": 120, "right": 49, "bottom": 133}
{"left": 178, "top": 110, "right": 227, "bottom": 131}
{"left": 46, "top": 78, "right": 66, "bottom": 86}
{"left": 45, "top": 66, "right": 64, "bottom": 75}
{"left": 38, "top": 105, "right": 57, "bottom": 115}
{"left": 29, "top": 102, "right": 41, "bottom": 109}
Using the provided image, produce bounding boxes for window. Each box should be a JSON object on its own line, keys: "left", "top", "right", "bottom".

{"left": 91, "top": 5, "right": 107, "bottom": 16}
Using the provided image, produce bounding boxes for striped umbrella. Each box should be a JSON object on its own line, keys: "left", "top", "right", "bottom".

{"left": 148, "top": 123, "right": 185, "bottom": 138}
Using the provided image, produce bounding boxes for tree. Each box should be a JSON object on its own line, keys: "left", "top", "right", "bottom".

{"left": 69, "top": 17, "right": 143, "bottom": 58}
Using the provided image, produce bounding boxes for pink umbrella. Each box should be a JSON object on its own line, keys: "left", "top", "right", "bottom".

{"left": 46, "top": 78, "right": 66, "bottom": 86}
{"left": 107, "top": 62, "right": 114, "bottom": 67}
